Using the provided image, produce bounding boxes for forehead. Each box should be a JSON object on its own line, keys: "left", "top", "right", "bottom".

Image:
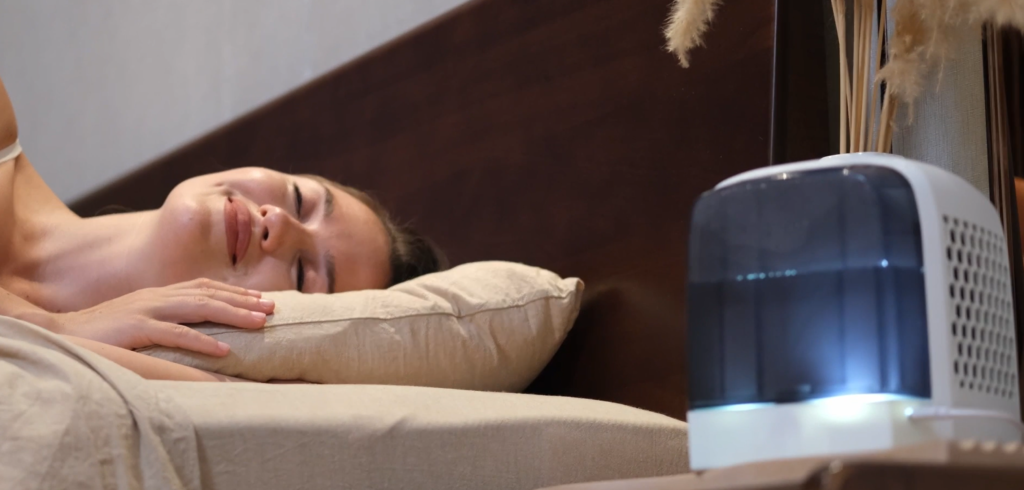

{"left": 299, "top": 175, "right": 392, "bottom": 292}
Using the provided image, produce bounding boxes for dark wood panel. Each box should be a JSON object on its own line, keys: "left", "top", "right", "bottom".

{"left": 822, "top": 463, "right": 1024, "bottom": 490}
{"left": 73, "top": 0, "right": 782, "bottom": 420}
{"left": 989, "top": 28, "right": 1024, "bottom": 413}
{"left": 771, "top": 0, "right": 831, "bottom": 163}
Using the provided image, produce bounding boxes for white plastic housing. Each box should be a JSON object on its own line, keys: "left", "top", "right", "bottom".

{"left": 688, "top": 153, "right": 1021, "bottom": 470}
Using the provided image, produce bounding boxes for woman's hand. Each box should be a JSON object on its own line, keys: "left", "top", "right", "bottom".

{"left": 62, "top": 335, "right": 256, "bottom": 382}
{"left": 52, "top": 278, "right": 273, "bottom": 357}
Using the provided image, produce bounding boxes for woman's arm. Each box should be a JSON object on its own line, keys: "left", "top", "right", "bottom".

{"left": 62, "top": 335, "right": 250, "bottom": 382}
{"left": 2, "top": 285, "right": 246, "bottom": 382}
{"left": 0, "top": 285, "right": 63, "bottom": 332}
{"left": 0, "top": 76, "right": 250, "bottom": 383}
{"left": 5, "top": 279, "right": 271, "bottom": 359}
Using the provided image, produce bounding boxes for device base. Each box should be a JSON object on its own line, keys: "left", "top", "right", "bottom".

{"left": 688, "top": 396, "right": 938, "bottom": 470}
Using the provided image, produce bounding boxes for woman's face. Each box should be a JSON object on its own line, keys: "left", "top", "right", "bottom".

{"left": 151, "top": 167, "right": 391, "bottom": 293}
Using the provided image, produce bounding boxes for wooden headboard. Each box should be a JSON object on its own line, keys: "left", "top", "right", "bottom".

{"left": 72, "top": 0, "right": 830, "bottom": 420}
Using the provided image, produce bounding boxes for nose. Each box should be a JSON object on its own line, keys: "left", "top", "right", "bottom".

{"left": 258, "top": 204, "right": 306, "bottom": 256}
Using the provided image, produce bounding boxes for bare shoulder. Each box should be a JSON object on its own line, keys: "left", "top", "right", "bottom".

{"left": 0, "top": 75, "right": 17, "bottom": 148}
{"left": 0, "top": 74, "right": 71, "bottom": 218}
{"left": 1, "top": 73, "right": 20, "bottom": 217}
{"left": 0, "top": 76, "right": 74, "bottom": 276}
{"left": 0, "top": 72, "right": 14, "bottom": 239}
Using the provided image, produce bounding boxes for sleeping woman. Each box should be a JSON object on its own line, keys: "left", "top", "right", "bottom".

{"left": 0, "top": 75, "right": 443, "bottom": 381}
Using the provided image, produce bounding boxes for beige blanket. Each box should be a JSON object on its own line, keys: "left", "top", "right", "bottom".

{"left": 0, "top": 316, "right": 199, "bottom": 490}
{"left": 0, "top": 315, "right": 688, "bottom": 489}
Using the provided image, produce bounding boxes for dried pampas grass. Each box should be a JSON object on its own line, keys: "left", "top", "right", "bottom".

{"left": 662, "top": 0, "right": 1024, "bottom": 154}
{"left": 876, "top": 0, "right": 1024, "bottom": 107}
{"left": 664, "top": 0, "right": 1024, "bottom": 106}
{"left": 663, "top": 0, "right": 722, "bottom": 68}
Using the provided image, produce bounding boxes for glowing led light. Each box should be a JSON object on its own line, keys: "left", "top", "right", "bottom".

{"left": 734, "top": 269, "right": 802, "bottom": 281}
{"left": 811, "top": 393, "right": 921, "bottom": 421}
{"left": 716, "top": 403, "right": 775, "bottom": 412}
{"left": 881, "top": 259, "right": 889, "bottom": 268}
{"left": 694, "top": 394, "right": 925, "bottom": 416}
{"left": 810, "top": 393, "right": 916, "bottom": 406}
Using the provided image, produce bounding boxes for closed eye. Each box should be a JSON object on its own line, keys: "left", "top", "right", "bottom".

{"left": 296, "top": 259, "right": 305, "bottom": 292}
{"left": 293, "top": 182, "right": 303, "bottom": 217}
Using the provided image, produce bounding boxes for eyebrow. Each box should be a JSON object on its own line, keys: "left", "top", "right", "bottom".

{"left": 320, "top": 180, "right": 335, "bottom": 218}
{"left": 318, "top": 181, "right": 336, "bottom": 293}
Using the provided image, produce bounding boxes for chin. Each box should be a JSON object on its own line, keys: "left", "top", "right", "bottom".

{"left": 150, "top": 187, "right": 226, "bottom": 285}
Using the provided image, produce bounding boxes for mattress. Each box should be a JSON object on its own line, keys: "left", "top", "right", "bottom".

{"left": 155, "top": 382, "right": 688, "bottom": 490}
{"left": 0, "top": 316, "right": 688, "bottom": 490}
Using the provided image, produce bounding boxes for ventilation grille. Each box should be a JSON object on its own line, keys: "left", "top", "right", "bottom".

{"left": 945, "top": 216, "right": 1018, "bottom": 399}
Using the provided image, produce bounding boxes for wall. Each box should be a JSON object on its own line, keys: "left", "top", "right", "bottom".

{"left": 0, "top": 0, "right": 469, "bottom": 202}
{"left": 886, "top": 13, "right": 990, "bottom": 196}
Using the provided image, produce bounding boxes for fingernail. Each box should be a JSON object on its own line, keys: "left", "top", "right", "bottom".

{"left": 247, "top": 289, "right": 262, "bottom": 297}
{"left": 259, "top": 298, "right": 275, "bottom": 309}
{"left": 251, "top": 311, "right": 266, "bottom": 322}
{"left": 218, "top": 341, "right": 230, "bottom": 353}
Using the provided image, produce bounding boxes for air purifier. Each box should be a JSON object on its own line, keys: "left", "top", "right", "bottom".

{"left": 686, "top": 153, "right": 1021, "bottom": 470}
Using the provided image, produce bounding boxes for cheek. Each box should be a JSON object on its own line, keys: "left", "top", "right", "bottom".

{"left": 237, "top": 260, "right": 293, "bottom": 293}
{"left": 223, "top": 168, "right": 285, "bottom": 201}
{"left": 165, "top": 173, "right": 228, "bottom": 203}
{"left": 159, "top": 193, "right": 215, "bottom": 249}
{"left": 149, "top": 194, "right": 223, "bottom": 283}
{"left": 169, "top": 168, "right": 281, "bottom": 205}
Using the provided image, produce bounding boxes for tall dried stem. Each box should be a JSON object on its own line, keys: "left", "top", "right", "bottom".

{"left": 832, "top": 0, "right": 850, "bottom": 154}
{"left": 869, "top": 0, "right": 887, "bottom": 151}
{"left": 858, "top": 0, "right": 873, "bottom": 152}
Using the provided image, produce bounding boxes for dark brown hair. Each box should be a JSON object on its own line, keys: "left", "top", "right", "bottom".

{"left": 304, "top": 175, "right": 448, "bottom": 286}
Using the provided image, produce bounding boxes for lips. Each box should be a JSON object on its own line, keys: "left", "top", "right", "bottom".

{"left": 224, "top": 197, "right": 252, "bottom": 266}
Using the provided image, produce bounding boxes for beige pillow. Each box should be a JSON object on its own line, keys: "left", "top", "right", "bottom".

{"left": 140, "top": 261, "right": 583, "bottom": 391}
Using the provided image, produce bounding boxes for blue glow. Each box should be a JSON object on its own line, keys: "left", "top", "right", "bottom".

{"left": 714, "top": 402, "right": 776, "bottom": 412}
{"left": 734, "top": 269, "right": 799, "bottom": 281}
{"left": 880, "top": 259, "right": 889, "bottom": 268}
{"left": 693, "top": 393, "right": 925, "bottom": 413}
{"left": 808, "top": 393, "right": 919, "bottom": 406}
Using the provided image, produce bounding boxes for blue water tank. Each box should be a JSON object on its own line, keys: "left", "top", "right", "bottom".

{"left": 687, "top": 165, "right": 931, "bottom": 409}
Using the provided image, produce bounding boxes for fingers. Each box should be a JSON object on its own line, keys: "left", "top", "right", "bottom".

{"left": 161, "top": 294, "right": 269, "bottom": 330}
{"left": 144, "top": 321, "right": 231, "bottom": 357}
{"left": 181, "top": 278, "right": 262, "bottom": 298}
{"left": 189, "top": 289, "right": 275, "bottom": 315}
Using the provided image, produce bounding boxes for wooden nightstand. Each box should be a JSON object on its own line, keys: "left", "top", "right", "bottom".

{"left": 536, "top": 440, "right": 1024, "bottom": 490}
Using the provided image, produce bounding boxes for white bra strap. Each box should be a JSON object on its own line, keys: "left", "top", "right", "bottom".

{"left": 0, "top": 139, "right": 22, "bottom": 163}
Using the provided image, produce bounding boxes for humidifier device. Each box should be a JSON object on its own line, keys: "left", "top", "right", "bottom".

{"left": 686, "top": 153, "right": 1022, "bottom": 470}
